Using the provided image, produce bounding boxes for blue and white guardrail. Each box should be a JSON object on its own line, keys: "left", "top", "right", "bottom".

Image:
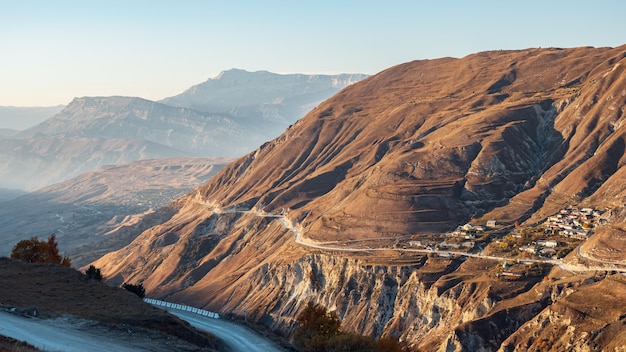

{"left": 144, "top": 298, "right": 220, "bottom": 319}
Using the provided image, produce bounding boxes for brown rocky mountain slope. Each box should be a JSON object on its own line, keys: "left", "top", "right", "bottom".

{"left": 194, "top": 45, "right": 626, "bottom": 238}
{"left": 94, "top": 45, "right": 626, "bottom": 350}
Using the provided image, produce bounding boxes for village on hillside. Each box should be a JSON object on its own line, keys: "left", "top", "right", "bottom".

{"left": 400, "top": 205, "right": 609, "bottom": 279}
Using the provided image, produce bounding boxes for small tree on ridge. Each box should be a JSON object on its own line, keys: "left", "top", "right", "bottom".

{"left": 122, "top": 282, "right": 146, "bottom": 298}
{"left": 85, "top": 265, "right": 103, "bottom": 281}
{"left": 10, "top": 234, "right": 71, "bottom": 267}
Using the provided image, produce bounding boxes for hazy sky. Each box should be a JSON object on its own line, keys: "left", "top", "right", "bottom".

{"left": 2, "top": 0, "right": 625, "bottom": 106}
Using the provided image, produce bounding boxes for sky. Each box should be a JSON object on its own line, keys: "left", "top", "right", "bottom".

{"left": 1, "top": 0, "right": 625, "bottom": 106}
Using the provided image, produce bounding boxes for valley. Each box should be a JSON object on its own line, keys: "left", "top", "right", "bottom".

{"left": 0, "top": 157, "right": 233, "bottom": 267}
{"left": 5, "top": 1, "right": 626, "bottom": 351}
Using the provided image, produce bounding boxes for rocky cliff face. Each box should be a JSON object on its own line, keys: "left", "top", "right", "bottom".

{"left": 94, "top": 201, "right": 626, "bottom": 350}
{"left": 94, "top": 46, "right": 626, "bottom": 351}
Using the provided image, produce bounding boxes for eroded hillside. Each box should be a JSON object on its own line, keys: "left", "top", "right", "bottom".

{"left": 94, "top": 45, "right": 626, "bottom": 351}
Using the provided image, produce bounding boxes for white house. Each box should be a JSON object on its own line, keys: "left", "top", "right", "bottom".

{"left": 537, "top": 240, "right": 559, "bottom": 248}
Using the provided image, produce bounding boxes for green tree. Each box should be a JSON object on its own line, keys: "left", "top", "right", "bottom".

{"left": 10, "top": 234, "right": 71, "bottom": 267}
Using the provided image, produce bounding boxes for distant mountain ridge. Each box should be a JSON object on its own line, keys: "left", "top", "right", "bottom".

{"left": 161, "top": 69, "right": 368, "bottom": 131}
{"left": 0, "top": 70, "right": 365, "bottom": 191}
{"left": 17, "top": 96, "right": 264, "bottom": 156}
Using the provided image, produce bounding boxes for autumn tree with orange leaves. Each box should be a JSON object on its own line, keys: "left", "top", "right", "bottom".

{"left": 10, "top": 234, "right": 71, "bottom": 267}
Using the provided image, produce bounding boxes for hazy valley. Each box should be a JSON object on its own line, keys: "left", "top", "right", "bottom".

{"left": 0, "top": 105, "right": 65, "bottom": 133}
{"left": 0, "top": 157, "right": 233, "bottom": 267}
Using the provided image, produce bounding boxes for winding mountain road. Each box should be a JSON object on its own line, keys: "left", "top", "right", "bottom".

{"left": 0, "top": 303, "right": 285, "bottom": 352}
{"left": 577, "top": 245, "right": 626, "bottom": 270}
{"left": 209, "top": 204, "right": 626, "bottom": 273}
{"left": 0, "top": 311, "right": 140, "bottom": 352}
{"left": 166, "top": 309, "right": 285, "bottom": 352}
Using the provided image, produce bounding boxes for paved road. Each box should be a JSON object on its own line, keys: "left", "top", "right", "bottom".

{"left": 0, "top": 311, "right": 139, "bottom": 352}
{"left": 167, "top": 309, "right": 285, "bottom": 352}
{"left": 0, "top": 308, "right": 285, "bottom": 352}
{"left": 202, "top": 202, "right": 626, "bottom": 273}
{"left": 269, "top": 208, "right": 626, "bottom": 273}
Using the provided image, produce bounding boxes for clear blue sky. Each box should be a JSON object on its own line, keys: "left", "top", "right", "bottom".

{"left": 2, "top": 0, "right": 625, "bottom": 106}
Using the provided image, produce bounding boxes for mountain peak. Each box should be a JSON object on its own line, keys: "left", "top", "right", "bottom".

{"left": 192, "top": 45, "right": 626, "bottom": 237}
{"left": 160, "top": 69, "right": 369, "bottom": 120}
{"left": 213, "top": 68, "right": 266, "bottom": 81}
{"left": 65, "top": 96, "right": 150, "bottom": 109}
{"left": 207, "top": 69, "right": 278, "bottom": 87}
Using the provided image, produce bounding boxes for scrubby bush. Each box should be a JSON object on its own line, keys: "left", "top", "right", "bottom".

{"left": 122, "top": 282, "right": 145, "bottom": 298}
{"left": 294, "top": 302, "right": 408, "bottom": 351}
{"left": 294, "top": 302, "right": 341, "bottom": 350}
{"left": 85, "top": 265, "right": 103, "bottom": 281}
{"left": 375, "top": 336, "right": 409, "bottom": 352}
{"left": 10, "top": 234, "right": 71, "bottom": 267}
{"left": 326, "top": 332, "right": 376, "bottom": 352}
